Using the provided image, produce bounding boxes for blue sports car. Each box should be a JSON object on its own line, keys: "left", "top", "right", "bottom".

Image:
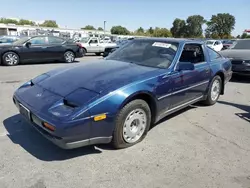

{"left": 13, "top": 38, "right": 232, "bottom": 149}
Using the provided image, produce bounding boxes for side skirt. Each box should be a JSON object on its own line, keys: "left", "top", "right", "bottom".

{"left": 155, "top": 95, "right": 205, "bottom": 123}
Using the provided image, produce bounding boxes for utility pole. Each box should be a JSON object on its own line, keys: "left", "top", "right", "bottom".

{"left": 104, "top": 21, "right": 106, "bottom": 37}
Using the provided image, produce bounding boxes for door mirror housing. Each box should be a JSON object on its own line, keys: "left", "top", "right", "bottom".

{"left": 177, "top": 61, "right": 195, "bottom": 71}
{"left": 25, "top": 42, "right": 31, "bottom": 48}
{"left": 110, "top": 48, "right": 118, "bottom": 53}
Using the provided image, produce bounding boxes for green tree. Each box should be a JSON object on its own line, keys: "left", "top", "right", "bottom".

{"left": 17, "top": 19, "right": 35, "bottom": 26}
{"left": 111, "top": 25, "right": 130, "bottom": 35}
{"left": 97, "top": 27, "right": 103, "bottom": 31}
{"left": 134, "top": 27, "right": 145, "bottom": 36}
{"left": 185, "top": 15, "right": 205, "bottom": 38}
{"left": 0, "top": 18, "right": 18, "bottom": 24}
{"left": 40, "top": 20, "right": 58, "bottom": 27}
{"left": 152, "top": 27, "right": 172, "bottom": 38}
{"left": 236, "top": 35, "right": 241, "bottom": 39}
{"left": 205, "top": 13, "right": 235, "bottom": 39}
{"left": 137, "top": 27, "right": 144, "bottom": 33}
{"left": 146, "top": 27, "right": 154, "bottom": 36}
{"left": 241, "top": 33, "right": 250, "bottom": 39}
{"left": 170, "top": 18, "right": 186, "bottom": 38}
{"left": 82, "top": 25, "right": 96, "bottom": 30}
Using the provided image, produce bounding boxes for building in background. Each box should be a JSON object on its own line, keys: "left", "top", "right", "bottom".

{"left": 0, "top": 23, "right": 111, "bottom": 40}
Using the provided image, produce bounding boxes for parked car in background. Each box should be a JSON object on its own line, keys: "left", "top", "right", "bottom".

{"left": 13, "top": 38, "right": 232, "bottom": 149}
{"left": 222, "top": 40, "right": 236, "bottom": 50}
{"left": 103, "top": 39, "right": 130, "bottom": 57}
{"left": 78, "top": 37, "right": 117, "bottom": 56}
{"left": 0, "top": 35, "right": 20, "bottom": 44}
{"left": 219, "top": 39, "right": 250, "bottom": 76}
{"left": 100, "top": 36, "right": 112, "bottom": 43}
{"left": 206, "top": 40, "right": 223, "bottom": 51}
{"left": 0, "top": 35, "right": 83, "bottom": 66}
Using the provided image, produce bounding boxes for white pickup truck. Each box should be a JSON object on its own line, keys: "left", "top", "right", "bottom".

{"left": 78, "top": 37, "right": 117, "bottom": 56}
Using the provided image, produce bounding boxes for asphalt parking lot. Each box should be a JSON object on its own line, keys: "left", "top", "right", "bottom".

{"left": 0, "top": 56, "right": 250, "bottom": 188}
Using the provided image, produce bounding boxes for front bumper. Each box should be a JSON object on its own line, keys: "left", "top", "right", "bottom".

{"left": 13, "top": 96, "right": 112, "bottom": 149}
{"left": 232, "top": 64, "right": 250, "bottom": 76}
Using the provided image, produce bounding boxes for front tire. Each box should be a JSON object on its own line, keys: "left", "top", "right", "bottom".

{"left": 64, "top": 51, "right": 75, "bottom": 63}
{"left": 203, "top": 75, "right": 222, "bottom": 105}
{"left": 112, "top": 99, "right": 151, "bottom": 149}
{"left": 2, "top": 52, "right": 19, "bottom": 66}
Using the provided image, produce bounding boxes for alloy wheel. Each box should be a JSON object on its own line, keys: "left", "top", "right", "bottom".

{"left": 5, "top": 53, "right": 18, "bottom": 65}
{"left": 64, "top": 51, "right": 75, "bottom": 63}
{"left": 122, "top": 108, "right": 147, "bottom": 143}
{"left": 211, "top": 79, "right": 220, "bottom": 101}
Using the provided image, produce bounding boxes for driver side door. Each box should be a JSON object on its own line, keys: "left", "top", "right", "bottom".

{"left": 157, "top": 43, "right": 211, "bottom": 115}
{"left": 87, "top": 38, "right": 100, "bottom": 52}
{"left": 21, "top": 36, "right": 49, "bottom": 62}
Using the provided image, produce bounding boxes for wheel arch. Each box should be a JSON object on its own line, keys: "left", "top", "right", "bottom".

{"left": 64, "top": 49, "right": 75, "bottom": 56}
{"left": 118, "top": 91, "right": 158, "bottom": 124}
{"left": 82, "top": 47, "right": 87, "bottom": 53}
{"left": 214, "top": 71, "right": 225, "bottom": 95}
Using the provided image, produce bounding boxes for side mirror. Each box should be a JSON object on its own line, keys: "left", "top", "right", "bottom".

{"left": 110, "top": 48, "right": 117, "bottom": 53}
{"left": 25, "top": 42, "right": 31, "bottom": 48}
{"left": 178, "top": 62, "right": 194, "bottom": 71}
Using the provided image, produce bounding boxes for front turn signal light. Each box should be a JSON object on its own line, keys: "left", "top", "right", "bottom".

{"left": 94, "top": 114, "right": 107, "bottom": 121}
{"left": 43, "top": 122, "right": 56, "bottom": 131}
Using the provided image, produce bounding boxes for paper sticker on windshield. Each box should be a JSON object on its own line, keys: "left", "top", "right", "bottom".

{"left": 152, "top": 42, "right": 171, "bottom": 48}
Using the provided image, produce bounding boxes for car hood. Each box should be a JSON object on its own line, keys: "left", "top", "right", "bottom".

{"left": 219, "top": 49, "right": 250, "bottom": 60}
{"left": 34, "top": 59, "right": 161, "bottom": 97}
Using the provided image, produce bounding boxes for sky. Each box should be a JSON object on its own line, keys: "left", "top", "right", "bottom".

{"left": 1, "top": 0, "right": 249, "bottom": 36}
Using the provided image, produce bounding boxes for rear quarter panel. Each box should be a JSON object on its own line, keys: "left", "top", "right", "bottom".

{"left": 204, "top": 46, "right": 232, "bottom": 84}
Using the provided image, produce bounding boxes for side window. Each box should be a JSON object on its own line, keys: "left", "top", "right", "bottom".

{"left": 48, "top": 37, "right": 64, "bottom": 44}
{"left": 29, "top": 37, "right": 47, "bottom": 45}
{"left": 89, "top": 39, "right": 98, "bottom": 44}
{"left": 207, "top": 47, "right": 221, "bottom": 61}
{"left": 179, "top": 44, "right": 205, "bottom": 64}
{"left": 215, "top": 41, "right": 219, "bottom": 45}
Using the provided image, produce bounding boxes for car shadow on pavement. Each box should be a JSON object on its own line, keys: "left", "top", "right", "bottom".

{"left": 218, "top": 101, "right": 250, "bottom": 123}
{"left": 151, "top": 106, "right": 196, "bottom": 128}
{"left": 3, "top": 114, "right": 102, "bottom": 161}
{"left": 97, "top": 106, "right": 196, "bottom": 151}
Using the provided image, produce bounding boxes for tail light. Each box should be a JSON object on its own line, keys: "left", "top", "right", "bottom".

{"left": 76, "top": 42, "right": 82, "bottom": 48}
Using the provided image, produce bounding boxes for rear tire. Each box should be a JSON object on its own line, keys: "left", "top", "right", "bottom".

{"left": 203, "top": 75, "right": 222, "bottom": 105}
{"left": 112, "top": 99, "right": 151, "bottom": 149}
{"left": 2, "top": 52, "right": 19, "bottom": 66}
{"left": 64, "top": 51, "right": 75, "bottom": 63}
{"left": 82, "top": 48, "right": 86, "bottom": 57}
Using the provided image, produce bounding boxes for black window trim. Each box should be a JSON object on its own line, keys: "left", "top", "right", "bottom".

{"left": 206, "top": 46, "right": 222, "bottom": 61}
{"left": 178, "top": 42, "right": 207, "bottom": 66}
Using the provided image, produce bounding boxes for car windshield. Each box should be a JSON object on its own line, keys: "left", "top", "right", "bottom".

{"left": 116, "top": 40, "right": 128, "bottom": 46}
{"left": 80, "top": 37, "right": 89, "bottom": 43}
{"left": 106, "top": 40, "right": 179, "bottom": 69}
{"left": 206, "top": 41, "right": 214, "bottom": 45}
{"left": 229, "top": 40, "right": 250, "bottom": 49}
{"left": 12, "top": 37, "right": 30, "bottom": 45}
